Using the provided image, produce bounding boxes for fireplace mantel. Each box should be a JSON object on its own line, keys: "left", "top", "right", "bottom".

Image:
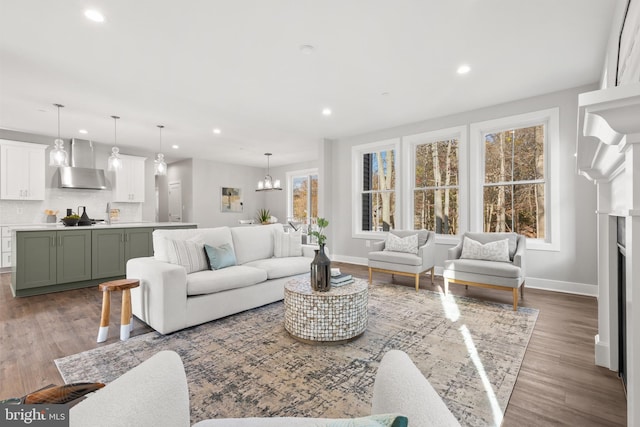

{"left": 577, "top": 83, "right": 640, "bottom": 182}
{"left": 578, "top": 82, "right": 640, "bottom": 426}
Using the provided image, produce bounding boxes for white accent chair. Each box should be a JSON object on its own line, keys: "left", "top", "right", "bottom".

{"left": 367, "top": 230, "right": 436, "bottom": 291}
{"left": 443, "top": 232, "right": 526, "bottom": 311}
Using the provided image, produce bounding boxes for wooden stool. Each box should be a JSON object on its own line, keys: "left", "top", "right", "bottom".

{"left": 97, "top": 279, "right": 140, "bottom": 343}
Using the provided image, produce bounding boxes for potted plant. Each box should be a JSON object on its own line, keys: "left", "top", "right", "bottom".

{"left": 256, "top": 209, "right": 271, "bottom": 225}
{"left": 310, "top": 218, "right": 331, "bottom": 292}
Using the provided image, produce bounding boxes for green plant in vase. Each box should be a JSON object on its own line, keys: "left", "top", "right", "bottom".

{"left": 310, "top": 217, "right": 329, "bottom": 246}
{"left": 257, "top": 209, "right": 271, "bottom": 224}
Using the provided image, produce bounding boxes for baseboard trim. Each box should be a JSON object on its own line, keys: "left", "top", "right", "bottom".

{"left": 331, "top": 255, "right": 597, "bottom": 297}
{"left": 595, "top": 334, "right": 613, "bottom": 369}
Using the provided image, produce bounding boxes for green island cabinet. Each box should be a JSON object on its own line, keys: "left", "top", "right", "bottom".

{"left": 14, "top": 229, "right": 92, "bottom": 293}
{"left": 11, "top": 224, "right": 196, "bottom": 296}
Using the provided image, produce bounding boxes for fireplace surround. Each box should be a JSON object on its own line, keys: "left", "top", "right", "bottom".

{"left": 577, "top": 83, "right": 640, "bottom": 424}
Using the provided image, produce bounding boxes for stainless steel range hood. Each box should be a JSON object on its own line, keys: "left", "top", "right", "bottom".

{"left": 59, "top": 139, "right": 107, "bottom": 190}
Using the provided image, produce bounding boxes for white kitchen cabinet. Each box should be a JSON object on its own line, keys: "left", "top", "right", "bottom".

{"left": 0, "top": 139, "right": 46, "bottom": 200}
{"left": 113, "top": 154, "right": 146, "bottom": 202}
{"left": 1, "top": 226, "right": 13, "bottom": 268}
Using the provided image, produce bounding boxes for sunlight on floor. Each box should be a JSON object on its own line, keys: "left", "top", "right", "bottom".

{"left": 438, "top": 291, "right": 503, "bottom": 426}
{"left": 460, "top": 324, "right": 504, "bottom": 427}
{"left": 438, "top": 291, "right": 460, "bottom": 322}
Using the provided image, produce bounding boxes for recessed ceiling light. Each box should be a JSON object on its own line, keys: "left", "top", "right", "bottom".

{"left": 213, "top": 128, "right": 221, "bottom": 135}
{"left": 457, "top": 64, "right": 471, "bottom": 75}
{"left": 171, "top": 145, "right": 179, "bottom": 149}
{"left": 322, "top": 108, "right": 332, "bottom": 116}
{"left": 300, "top": 45, "right": 315, "bottom": 55}
{"left": 79, "top": 129, "right": 88, "bottom": 134}
{"left": 84, "top": 9, "right": 105, "bottom": 22}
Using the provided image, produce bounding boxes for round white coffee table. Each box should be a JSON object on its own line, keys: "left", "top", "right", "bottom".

{"left": 284, "top": 275, "right": 368, "bottom": 344}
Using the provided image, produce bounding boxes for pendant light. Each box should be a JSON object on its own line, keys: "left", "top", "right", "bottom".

{"left": 49, "top": 103, "right": 69, "bottom": 167}
{"left": 154, "top": 125, "right": 167, "bottom": 176}
{"left": 256, "top": 153, "right": 282, "bottom": 191}
{"left": 107, "top": 115, "right": 122, "bottom": 171}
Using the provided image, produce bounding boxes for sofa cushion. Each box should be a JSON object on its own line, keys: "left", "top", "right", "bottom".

{"left": 244, "top": 257, "right": 310, "bottom": 279}
{"left": 443, "top": 258, "right": 521, "bottom": 278}
{"left": 390, "top": 229, "right": 428, "bottom": 248}
{"left": 167, "top": 237, "right": 208, "bottom": 274}
{"left": 274, "top": 229, "right": 303, "bottom": 257}
{"left": 205, "top": 243, "right": 237, "bottom": 270}
{"left": 154, "top": 227, "right": 233, "bottom": 262}
{"left": 368, "top": 250, "right": 422, "bottom": 267}
{"left": 231, "top": 223, "right": 283, "bottom": 265}
{"left": 186, "top": 266, "right": 268, "bottom": 296}
{"left": 460, "top": 237, "right": 510, "bottom": 262}
{"left": 384, "top": 233, "right": 418, "bottom": 254}
{"left": 463, "top": 232, "right": 518, "bottom": 259}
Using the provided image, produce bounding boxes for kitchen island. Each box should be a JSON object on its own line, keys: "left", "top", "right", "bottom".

{"left": 9, "top": 222, "right": 197, "bottom": 297}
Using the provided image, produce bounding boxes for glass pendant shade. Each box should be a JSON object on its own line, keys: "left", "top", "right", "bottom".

{"left": 108, "top": 146, "right": 122, "bottom": 171}
{"left": 154, "top": 125, "right": 167, "bottom": 176}
{"left": 49, "top": 104, "right": 69, "bottom": 167}
{"left": 256, "top": 153, "right": 282, "bottom": 191}
{"left": 108, "top": 115, "right": 122, "bottom": 171}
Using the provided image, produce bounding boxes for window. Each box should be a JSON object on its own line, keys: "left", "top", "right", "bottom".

{"left": 470, "top": 108, "right": 559, "bottom": 250}
{"left": 287, "top": 169, "right": 318, "bottom": 224}
{"left": 352, "top": 139, "right": 399, "bottom": 236}
{"left": 406, "top": 129, "right": 465, "bottom": 235}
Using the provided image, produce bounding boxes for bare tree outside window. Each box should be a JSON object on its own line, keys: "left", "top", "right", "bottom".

{"left": 413, "top": 138, "right": 459, "bottom": 234}
{"left": 483, "top": 125, "right": 545, "bottom": 238}
{"left": 362, "top": 150, "right": 395, "bottom": 231}
{"left": 292, "top": 174, "right": 318, "bottom": 223}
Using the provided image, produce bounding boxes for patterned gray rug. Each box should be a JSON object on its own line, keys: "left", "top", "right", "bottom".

{"left": 56, "top": 283, "right": 538, "bottom": 426}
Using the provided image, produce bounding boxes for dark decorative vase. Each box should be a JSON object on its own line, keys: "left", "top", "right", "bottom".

{"left": 310, "top": 244, "right": 331, "bottom": 292}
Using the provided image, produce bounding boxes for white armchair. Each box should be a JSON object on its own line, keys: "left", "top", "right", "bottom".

{"left": 367, "top": 230, "right": 436, "bottom": 291}
{"left": 443, "top": 232, "right": 526, "bottom": 311}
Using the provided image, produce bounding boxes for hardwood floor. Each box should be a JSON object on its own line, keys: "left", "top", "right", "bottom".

{"left": 0, "top": 266, "right": 626, "bottom": 425}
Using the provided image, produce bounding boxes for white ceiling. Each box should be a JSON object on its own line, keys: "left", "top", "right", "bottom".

{"left": 0, "top": 0, "right": 618, "bottom": 168}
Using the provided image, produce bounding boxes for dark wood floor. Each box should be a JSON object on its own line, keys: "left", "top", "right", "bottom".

{"left": 0, "top": 265, "right": 626, "bottom": 425}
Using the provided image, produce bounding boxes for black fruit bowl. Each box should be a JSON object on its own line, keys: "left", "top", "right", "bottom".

{"left": 61, "top": 217, "right": 79, "bottom": 226}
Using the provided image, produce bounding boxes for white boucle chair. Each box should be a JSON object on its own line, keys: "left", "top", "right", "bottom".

{"left": 70, "top": 350, "right": 460, "bottom": 427}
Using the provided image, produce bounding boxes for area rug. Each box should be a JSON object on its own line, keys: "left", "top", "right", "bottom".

{"left": 56, "top": 283, "right": 538, "bottom": 426}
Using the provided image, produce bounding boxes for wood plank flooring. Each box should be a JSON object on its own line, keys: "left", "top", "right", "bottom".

{"left": 0, "top": 265, "right": 626, "bottom": 425}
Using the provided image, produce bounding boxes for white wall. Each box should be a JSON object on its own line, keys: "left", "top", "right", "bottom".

{"left": 600, "top": 1, "right": 634, "bottom": 89}
{"left": 0, "top": 128, "right": 156, "bottom": 225}
{"left": 191, "top": 158, "right": 268, "bottom": 228}
{"left": 329, "top": 85, "right": 599, "bottom": 294}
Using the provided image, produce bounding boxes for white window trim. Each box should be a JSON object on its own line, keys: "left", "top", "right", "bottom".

{"left": 286, "top": 168, "right": 318, "bottom": 222}
{"left": 351, "top": 138, "right": 401, "bottom": 239}
{"left": 469, "top": 108, "right": 560, "bottom": 251}
{"left": 402, "top": 126, "right": 468, "bottom": 245}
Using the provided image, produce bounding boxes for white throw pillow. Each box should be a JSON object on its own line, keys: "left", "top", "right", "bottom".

{"left": 384, "top": 233, "right": 418, "bottom": 254}
{"left": 460, "top": 237, "right": 510, "bottom": 262}
{"left": 274, "top": 230, "right": 303, "bottom": 258}
{"left": 167, "top": 236, "right": 208, "bottom": 273}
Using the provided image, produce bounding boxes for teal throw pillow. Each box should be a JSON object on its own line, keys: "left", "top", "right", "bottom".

{"left": 325, "top": 414, "right": 408, "bottom": 427}
{"left": 204, "top": 243, "right": 237, "bottom": 270}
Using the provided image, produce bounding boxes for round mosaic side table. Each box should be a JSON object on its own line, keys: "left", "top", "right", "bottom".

{"left": 284, "top": 275, "right": 369, "bottom": 344}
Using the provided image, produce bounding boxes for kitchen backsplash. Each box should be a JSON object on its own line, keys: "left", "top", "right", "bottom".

{"left": 0, "top": 188, "right": 142, "bottom": 225}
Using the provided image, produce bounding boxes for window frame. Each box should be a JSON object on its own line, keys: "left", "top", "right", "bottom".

{"left": 351, "top": 138, "right": 401, "bottom": 239}
{"left": 402, "top": 126, "right": 468, "bottom": 245}
{"left": 286, "top": 168, "right": 319, "bottom": 224}
{"left": 469, "top": 108, "right": 560, "bottom": 251}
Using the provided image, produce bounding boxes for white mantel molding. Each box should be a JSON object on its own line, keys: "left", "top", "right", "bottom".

{"left": 577, "top": 83, "right": 640, "bottom": 182}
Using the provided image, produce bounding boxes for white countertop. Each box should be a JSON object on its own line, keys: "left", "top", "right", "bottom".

{"left": 7, "top": 222, "right": 198, "bottom": 232}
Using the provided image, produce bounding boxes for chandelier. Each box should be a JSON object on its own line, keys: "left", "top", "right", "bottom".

{"left": 256, "top": 153, "right": 282, "bottom": 191}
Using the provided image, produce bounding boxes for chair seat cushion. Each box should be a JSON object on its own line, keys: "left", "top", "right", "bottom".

{"left": 443, "top": 258, "right": 521, "bottom": 278}
{"left": 186, "top": 266, "right": 267, "bottom": 296}
{"left": 368, "top": 250, "right": 422, "bottom": 267}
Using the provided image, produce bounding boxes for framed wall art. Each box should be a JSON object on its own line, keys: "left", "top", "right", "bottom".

{"left": 221, "top": 187, "right": 243, "bottom": 213}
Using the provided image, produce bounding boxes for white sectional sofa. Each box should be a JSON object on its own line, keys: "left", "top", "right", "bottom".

{"left": 127, "top": 224, "right": 315, "bottom": 334}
